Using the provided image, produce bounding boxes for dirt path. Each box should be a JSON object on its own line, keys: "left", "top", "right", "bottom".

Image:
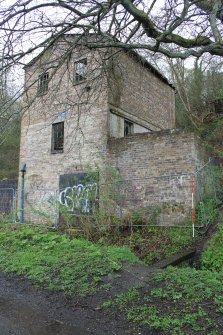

{"left": 0, "top": 273, "right": 89, "bottom": 335}
{"left": 0, "top": 223, "right": 218, "bottom": 335}
{"left": 0, "top": 266, "right": 151, "bottom": 335}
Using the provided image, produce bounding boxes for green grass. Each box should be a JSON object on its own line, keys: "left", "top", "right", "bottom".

{"left": 1, "top": 218, "right": 223, "bottom": 334}
{"left": 0, "top": 225, "right": 140, "bottom": 296}
{"left": 99, "top": 226, "right": 198, "bottom": 266}
{"left": 202, "top": 222, "right": 223, "bottom": 271}
{"left": 102, "top": 216, "right": 223, "bottom": 334}
{"left": 103, "top": 266, "right": 223, "bottom": 334}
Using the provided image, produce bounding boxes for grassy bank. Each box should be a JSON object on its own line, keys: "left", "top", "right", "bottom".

{"left": 0, "top": 221, "right": 223, "bottom": 334}
{"left": 88, "top": 225, "right": 199, "bottom": 265}
{"left": 0, "top": 225, "right": 139, "bottom": 296}
{"left": 103, "top": 266, "right": 223, "bottom": 335}
{"left": 102, "top": 219, "right": 223, "bottom": 335}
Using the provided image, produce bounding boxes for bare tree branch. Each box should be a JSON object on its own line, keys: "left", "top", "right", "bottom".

{"left": 0, "top": 0, "right": 222, "bottom": 71}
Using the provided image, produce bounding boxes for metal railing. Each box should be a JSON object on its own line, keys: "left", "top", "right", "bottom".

{"left": 0, "top": 187, "right": 17, "bottom": 223}
{"left": 24, "top": 188, "right": 59, "bottom": 226}
{"left": 23, "top": 173, "right": 193, "bottom": 227}
{"left": 6, "top": 161, "right": 221, "bottom": 230}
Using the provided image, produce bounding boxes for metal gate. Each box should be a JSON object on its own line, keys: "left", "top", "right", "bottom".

{"left": 0, "top": 188, "right": 17, "bottom": 223}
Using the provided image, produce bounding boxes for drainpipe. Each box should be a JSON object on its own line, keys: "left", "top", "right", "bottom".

{"left": 20, "top": 163, "right": 26, "bottom": 223}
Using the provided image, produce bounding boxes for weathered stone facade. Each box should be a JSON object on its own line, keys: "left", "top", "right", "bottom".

{"left": 107, "top": 130, "right": 206, "bottom": 225}
{"left": 108, "top": 51, "right": 175, "bottom": 131}
{"left": 20, "top": 37, "right": 109, "bottom": 191}
{"left": 19, "top": 35, "right": 206, "bottom": 225}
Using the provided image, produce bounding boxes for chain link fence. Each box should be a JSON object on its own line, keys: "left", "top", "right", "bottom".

{"left": 24, "top": 189, "right": 59, "bottom": 226}
{"left": 0, "top": 187, "right": 17, "bottom": 223}
{"left": 195, "top": 159, "right": 223, "bottom": 226}
{"left": 98, "top": 173, "right": 193, "bottom": 227}
{"left": 19, "top": 161, "right": 223, "bottom": 230}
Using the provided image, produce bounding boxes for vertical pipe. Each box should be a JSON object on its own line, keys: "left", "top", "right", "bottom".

{"left": 20, "top": 164, "right": 26, "bottom": 223}
{"left": 191, "top": 175, "right": 195, "bottom": 238}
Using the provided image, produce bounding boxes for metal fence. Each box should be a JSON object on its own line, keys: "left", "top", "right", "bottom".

{"left": 2, "top": 160, "right": 221, "bottom": 229}
{"left": 24, "top": 188, "right": 59, "bottom": 226}
{"left": 23, "top": 172, "right": 198, "bottom": 228}
{"left": 195, "top": 159, "right": 223, "bottom": 226}
{"left": 0, "top": 187, "right": 17, "bottom": 223}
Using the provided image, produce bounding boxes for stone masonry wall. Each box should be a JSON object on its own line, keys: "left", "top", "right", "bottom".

{"left": 107, "top": 130, "right": 205, "bottom": 225}
{"left": 108, "top": 51, "right": 175, "bottom": 131}
{"left": 19, "top": 39, "right": 109, "bottom": 223}
{"left": 19, "top": 37, "right": 177, "bottom": 224}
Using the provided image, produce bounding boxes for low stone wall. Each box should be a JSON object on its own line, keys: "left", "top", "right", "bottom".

{"left": 107, "top": 129, "right": 207, "bottom": 225}
{"left": 20, "top": 129, "right": 208, "bottom": 226}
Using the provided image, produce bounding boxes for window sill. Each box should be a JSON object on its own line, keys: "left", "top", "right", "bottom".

{"left": 51, "top": 150, "right": 64, "bottom": 154}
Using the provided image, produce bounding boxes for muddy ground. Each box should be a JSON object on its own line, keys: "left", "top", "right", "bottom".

{"left": 0, "top": 264, "right": 152, "bottom": 335}
{"left": 0, "top": 224, "right": 219, "bottom": 335}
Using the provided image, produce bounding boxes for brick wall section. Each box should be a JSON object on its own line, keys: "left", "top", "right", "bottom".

{"left": 108, "top": 130, "right": 201, "bottom": 177}
{"left": 19, "top": 36, "right": 177, "bottom": 224}
{"left": 19, "top": 40, "right": 109, "bottom": 223}
{"left": 19, "top": 107, "right": 108, "bottom": 223}
{"left": 21, "top": 40, "right": 108, "bottom": 175}
{"left": 108, "top": 51, "right": 175, "bottom": 130}
{"left": 107, "top": 130, "right": 205, "bottom": 225}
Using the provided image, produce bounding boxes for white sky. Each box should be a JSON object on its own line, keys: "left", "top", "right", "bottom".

{"left": 1, "top": 0, "right": 222, "bottom": 91}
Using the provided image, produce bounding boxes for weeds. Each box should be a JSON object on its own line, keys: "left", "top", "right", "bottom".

{"left": 127, "top": 305, "right": 209, "bottom": 334}
{"left": 95, "top": 225, "right": 197, "bottom": 266}
{"left": 0, "top": 225, "right": 140, "bottom": 296}
{"left": 0, "top": 203, "right": 222, "bottom": 334}
{"left": 102, "top": 266, "right": 222, "bottom": 334}
{"left": 202, "top": 219, "right": 223, "bottom": 271}
{"left": 102, "top": 288, "right": 140, "bottom": 309}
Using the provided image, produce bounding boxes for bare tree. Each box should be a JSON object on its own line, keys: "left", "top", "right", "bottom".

{"left": 169, "top": 55, "right": 223, "bottom": 131}
{"left": 0, "top": 0, "right": 223, "bottom": 72}
{"left": 0, "top": 0, "right": 223, "bottom": 139}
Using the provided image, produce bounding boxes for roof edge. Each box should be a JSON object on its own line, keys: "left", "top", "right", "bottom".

{"left": 24, "top": 33, "right": 175, "bottom": 89}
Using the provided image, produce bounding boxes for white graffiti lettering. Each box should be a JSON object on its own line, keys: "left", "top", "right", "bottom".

{"left": 59, "top": 183, "right": 98, "bottom": 213}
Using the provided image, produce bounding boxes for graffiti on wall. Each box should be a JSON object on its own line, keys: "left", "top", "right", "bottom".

{"left": 59, "top": 183, "right": 98, "bottom": 213}
{"left": 59, "top": 173, "right": 98, "bottom": 214}
{"left": 120, "top": 174, "right": 191, "bottom": 207}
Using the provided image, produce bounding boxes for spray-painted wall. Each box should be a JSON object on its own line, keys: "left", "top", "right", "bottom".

{"left": 19, "top": 36, "right": 180, "bottom": 224}
{"left": 107, "top": 130, "right": 207, "bottom": 225}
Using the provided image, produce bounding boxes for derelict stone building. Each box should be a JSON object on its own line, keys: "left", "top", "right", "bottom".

{"left": 19, "top": 34, "right": 205, "bottom": 225}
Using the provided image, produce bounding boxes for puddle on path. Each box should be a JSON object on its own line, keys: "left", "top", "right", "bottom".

{"left": 0, "top": 296, "right": 86, "bottom": 335}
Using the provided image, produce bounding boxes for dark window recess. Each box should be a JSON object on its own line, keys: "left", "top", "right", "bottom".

{"left": 74, "top": 59, "right": 87, "bottom": 83}
{"left": 124, "top": 120, "right": 134, "bottom": 136}
{"left": 38, "top": 72, "right": 49, "bottom": 95}
{"left": 52, "top": 122, "right": 64, "bottom": 153}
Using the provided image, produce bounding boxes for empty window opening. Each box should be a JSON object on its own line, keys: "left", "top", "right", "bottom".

{"left": 38, "top": 72, "right": 49, "bottom": 95}
{"left": 74, "top": 59, "right": 87, "bottom": 83}
{"left": 124, "top": 120, "right": 134, "bottom": 136}
{"left": 52, "top": 122, "right": 64, "bottom": 153}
